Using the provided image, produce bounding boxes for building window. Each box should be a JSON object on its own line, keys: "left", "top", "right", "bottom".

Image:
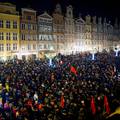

{"left": 28, "top": 44, "right": 31, "bottom": 50}
{"left": 13, "top": 33, "right": 17, "bottom": 40}
{"left": 28, "top": 24, "right": 31, "bottom": 30}
{"left": 0, "top": 32, "right": 4, "bottom": 40}
{"left": 33, "top": 35, "right": 36, "bottom": 40}
{"left": 0, "top": 20, "right": 3, "bottom": 28}
{"left": 33, "top": 44, "right": 36, "bottom": 50}
{"left": 6, "top": 20, "right": 10, "bottom": 28}
{"left": 13, "top": 43, "right": 17, "bottom": 50}
{"left": 6, "top": 44, "right": 11, "bottom": 51}
{"left": 33, "top": 25, "right": 36, "bottom": 30}
{"left": 21, "top": 23, "right": 25, "bottom": 30}
{"left": 28, "top": 35, "right": 31, "bottom": 40}
{"left": 6, "top": 33, "right": 11, "bottom": 40}
{"left": 0, "top": 44, "right": 4, "bottom": 51}
{"left": 21, "top": 34, "right": 25, "bottom": 40}
{"left": 39, "top": 35, "right": 42, "bottom": 40}
{"left": 13, "top": 21, "right": 17, "bottom": 29}
{"left": 39, "top": 45, "right": 43, "bottom": 50}
{"left": 44, "top": 44, "right": 46, "bottom": 49}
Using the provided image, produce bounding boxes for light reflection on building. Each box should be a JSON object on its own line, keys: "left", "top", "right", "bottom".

{"left": 0, "top": 3, "right": 120, "bottom": 60}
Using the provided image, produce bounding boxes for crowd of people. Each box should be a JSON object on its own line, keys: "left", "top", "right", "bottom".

{"left": 0, "top": 52, "right": 120, "bottom": 120}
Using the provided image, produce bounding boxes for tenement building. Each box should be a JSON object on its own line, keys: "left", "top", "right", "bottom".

{"left": 0, "top": 2, "right": 120, "bottom": 60}
{"left": 65, "top": 5, "right": 75, "bottom": 55}
{"left": 53, "top": 4, "right": 65, "bottom": 54}
{"left": 37, "top": 11, "right": 55, "bottom": 58}
{"left": 20, "top": 8, "right": 37, "bottom": 60}
{"left": 0, "top": 3, "right": 20, "bottom": 60}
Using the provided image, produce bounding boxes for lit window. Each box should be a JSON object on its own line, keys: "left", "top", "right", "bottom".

{"left": 13, "top": 33, "right": 17, "bottom": 40}
{"left": 6, "top": 33, "right": 11, "bottom": 40}
{"left": 0, "top": 20, "right": 3, "bottom": 28}
{"left": 28, "top": 44, "right": 31, "bottom": 50}
{"left": 13, "top": 43, "right": 17, "bottom": 50}
{"left": 6, "top": 21, "right": 10, "bottom": 28}
{"left": 21, "top": 23, "right": 25, "bottom": 30}
{"left": 33, "top": 35, "right": 37, "bottom": 40}
{"left": 28, "top": 24, "right": 31, "bottom": 30}
{"left": 28, "top": 35, "right": 31, "bottom": 40}
{"left": 6, "top": 44, "right": 11, "bottom": 51}
{"left": 39, "top": 45, "right": 43, "bottom": 49}
{"left": 0, "top": 44, "right": 4, "bottom": 51}
{"left": 0, "top": 32, "right": 4, "bottom": 40}
{"left": 13, "top": 21, "right": 17, "bottom": 29}
{"left": 21, "top": 34, "right": 25, "bottom": 40}
{"left": 33, "top": 25, "right": 36, "bottom": 30}
{"left": 33, "top": 44, "right": 36, "bottom": 50}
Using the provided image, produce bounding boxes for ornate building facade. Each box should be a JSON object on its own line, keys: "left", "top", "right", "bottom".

{"left": 37, "top": 12, "right": 55, "bottom": 58}
{"left": 0, "top": 2, "right": 120, "bottom": 60}
{"left": 65, "top": 5, "right": 75, "bottom": 55}
{"left": 67, "top": 11, "right": 120, "bottom": 54}
{"left": 0, "top": 3, "right": 20, "bottom": 60}
{"left": 20, "top": 8, "right": 37, "bottom": 60}
{"left": 53, "top": 4, "right": 65, "bottom": 54}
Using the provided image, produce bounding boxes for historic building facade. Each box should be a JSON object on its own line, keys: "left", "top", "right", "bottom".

{"left": 0, "top": 2, "right": 120, "bottom": 60}
{"left": 52, "top": 4, "right": 65, "bottom": 54}
{"left": 20, "top": 8, "right": 37, "bottom": 60}
{"left": 74, "top": 14, "right": 120, "bottom": 54}
{"left": 37, "top": 12, "right": 55, "bottom": 58}
{"left": 65, "top": 5, "right": 75, "bottom": 55}
{"left": 0, "top": 3, "right": 20, "bottom": 60}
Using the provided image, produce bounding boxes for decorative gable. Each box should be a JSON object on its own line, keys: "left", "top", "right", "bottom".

{"left": 39, "top": 12, "right": 52, "bottom": 20}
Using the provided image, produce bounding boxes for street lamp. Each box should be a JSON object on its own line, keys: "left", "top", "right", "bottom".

{"left": 91, "top": 47, "right": 96, "bottom": 60}
{"left": 49, "top": 58, "right": 52, "bottom": 66}
{"left": 45, "top": 53, "right": 55, "bottom": 67}
{"left": 115, "top": 46, "right": 119, "bottom": 57}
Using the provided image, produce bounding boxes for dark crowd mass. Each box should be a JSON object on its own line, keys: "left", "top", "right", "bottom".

{"left": 0, "top": 52, "right": 120, "bottom": 120}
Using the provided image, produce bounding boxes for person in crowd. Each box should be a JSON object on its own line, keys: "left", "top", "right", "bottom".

{"left": 0, "top": 52, "right": 120, "bottom": 120}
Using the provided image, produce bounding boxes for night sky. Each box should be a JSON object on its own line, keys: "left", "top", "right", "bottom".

{"left": 0, "top": 0, "right": 120, "bottom": 23}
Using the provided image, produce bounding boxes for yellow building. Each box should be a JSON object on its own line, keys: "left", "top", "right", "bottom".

{"left": 0, "top": 2, "right": 20, "bottom": 60}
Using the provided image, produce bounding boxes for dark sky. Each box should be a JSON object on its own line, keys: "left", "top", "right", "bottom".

{"left": 0, "top": 0, "right": 120, "bottom": 23}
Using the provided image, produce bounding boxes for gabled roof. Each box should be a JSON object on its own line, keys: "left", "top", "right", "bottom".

{"left": 38, "top": 11, "right": 52, "bottom": 20}
{"left": 75, "top": 17, "right": 85, "bottom": 24}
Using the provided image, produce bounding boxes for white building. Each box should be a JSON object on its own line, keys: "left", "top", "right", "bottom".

{"left": 65, "top": 5, "right": 75, "bottom": 55}
{"left": 37, "top": 12, "right": 56, "bottom": 58}
{"left": 52, "top": 4, "right": 65, "bottom": 54}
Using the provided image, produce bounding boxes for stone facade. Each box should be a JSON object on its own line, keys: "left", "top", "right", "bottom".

{"left": 37, "top": 12, "right": 55, "bottom": 58}
{"left": 0, "top": 2, "right": 20, "bottom": 60}
{"left": 53, "top": 4, "right": 65, "bottom": 54}
{"left": 0, "top": 3, "right": 120, "bottom": 60}
{"left": 20, "top": 8, "right": 37, "bottom": 60}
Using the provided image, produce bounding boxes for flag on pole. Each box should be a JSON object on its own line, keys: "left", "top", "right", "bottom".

{"left": 104, "top": 95, "right": 110, "bottom": 114}
{"left": 70, "top": 66, "right": 77, "bottom": 75}
{"left": 91, "top": 96, "right": 96, "bottom": 115}
{"left": 60, "top": 95, "right": 65, "bottom": 108}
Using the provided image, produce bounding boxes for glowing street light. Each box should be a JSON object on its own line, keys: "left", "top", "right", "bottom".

{"left": 49, "top": 58, "right": 52, "bottom": 66}
{"left": 114, "top": 46, "right": 119, "bottom": 57}
{"left": 91, "top": 47, "right": 96, "bottom": 60}
{"left": 92, "top": 53, "right": 95, "bottom": 60}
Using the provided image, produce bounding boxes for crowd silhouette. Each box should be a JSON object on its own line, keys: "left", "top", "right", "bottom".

{"left": 0, "top": 52, "right": 120, "bottom": 120}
